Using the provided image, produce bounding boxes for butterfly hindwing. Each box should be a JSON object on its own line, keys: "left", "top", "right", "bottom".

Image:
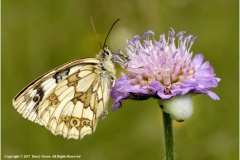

{"left": 13, "top": 58, "right": 112, "bottom": 139}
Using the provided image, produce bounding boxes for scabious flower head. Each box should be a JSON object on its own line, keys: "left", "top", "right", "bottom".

{"left": 111, "top": 28, "right": 220, "bottom": 113}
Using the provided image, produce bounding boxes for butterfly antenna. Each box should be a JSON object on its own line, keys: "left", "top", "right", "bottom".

{"left": 103, "top": 18, "right": 121, "bottom": 48}
{"left": 91, "top": 17, "right": 103, "bottom": 49}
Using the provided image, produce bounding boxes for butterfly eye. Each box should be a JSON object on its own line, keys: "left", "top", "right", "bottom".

{"left": 104, "top": 50, "right": 109, "bottom": 56}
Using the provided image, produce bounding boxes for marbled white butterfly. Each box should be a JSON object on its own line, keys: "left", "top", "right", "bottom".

{"left": 12, "top": 18, "right": 120, "bottom": 139}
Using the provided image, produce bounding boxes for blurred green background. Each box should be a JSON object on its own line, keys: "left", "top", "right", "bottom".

{"left": 2, "top": 0, "right": 238, "bottom": 160}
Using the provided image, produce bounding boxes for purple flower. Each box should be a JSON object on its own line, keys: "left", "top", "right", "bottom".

{"left": 111, "top": 29, "right": 220, "bottom": 111}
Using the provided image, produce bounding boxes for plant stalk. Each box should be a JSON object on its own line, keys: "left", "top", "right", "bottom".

{"left": 161, "top": 104, "right": 174, "bottom": 160}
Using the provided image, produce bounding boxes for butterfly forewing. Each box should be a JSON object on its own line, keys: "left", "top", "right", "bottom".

{"left": 13, "top": 55, "right": 115, "bottom": 139}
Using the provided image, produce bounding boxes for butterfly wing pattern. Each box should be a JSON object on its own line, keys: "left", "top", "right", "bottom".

{"left": 13, "top": 48, "right": 116, "bottom": 139}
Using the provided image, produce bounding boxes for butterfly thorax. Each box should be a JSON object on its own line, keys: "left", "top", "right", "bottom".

{"left": 96, "top": 47, "right": 116, "bottom": 86}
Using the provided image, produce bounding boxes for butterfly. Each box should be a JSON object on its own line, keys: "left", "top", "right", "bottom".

{"left": 12, "top": 18, "right": 120, "bottom": 140}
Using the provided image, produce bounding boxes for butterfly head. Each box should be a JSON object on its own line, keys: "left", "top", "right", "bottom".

{"left": 100, "top": 46, "right": 113, "bottom": 60}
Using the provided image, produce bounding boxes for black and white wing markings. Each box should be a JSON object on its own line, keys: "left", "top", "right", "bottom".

{"left": 13, "top": 58, "right": 112, "bottom": 139}
{"left": 40, "top": 65, "right": 112, "bottom": 139}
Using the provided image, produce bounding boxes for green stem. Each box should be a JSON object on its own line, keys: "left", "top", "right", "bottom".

{"left": 161, "top": 104, "right": 174, "bottom": 160}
